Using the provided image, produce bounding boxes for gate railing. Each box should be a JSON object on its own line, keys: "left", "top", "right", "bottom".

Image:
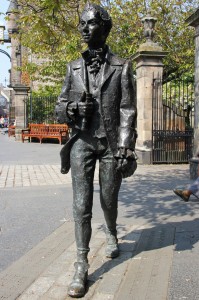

{"left": 152, "top": 74, "right": 194, "bottom": 163}
{"left": 24, "top": 95, "right": 57, "bottom": 126}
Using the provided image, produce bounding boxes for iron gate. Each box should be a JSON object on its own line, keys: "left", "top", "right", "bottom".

{"left": 24, "top": 95, "right": 57, "bottom": 126}
{"left": 152, "top": 75, "right": 194, "bottom": 163}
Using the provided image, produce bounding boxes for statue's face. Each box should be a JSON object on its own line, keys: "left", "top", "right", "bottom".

{"left": 79, "top": 10, "right": 106, "bottom": 48}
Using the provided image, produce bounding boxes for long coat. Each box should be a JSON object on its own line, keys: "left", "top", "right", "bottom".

{"left": 55, "top": 48, "right": 137, "bottom": 173}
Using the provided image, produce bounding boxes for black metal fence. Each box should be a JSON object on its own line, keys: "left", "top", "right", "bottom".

{"left": 152, "top": 75, "right": 194, "bottom": 163}
{"left": 24, "top": 95, "right": 57, "bottom": 125}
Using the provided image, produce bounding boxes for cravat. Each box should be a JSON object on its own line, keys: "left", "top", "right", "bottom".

{"left": 82, "top": 47, "right": 106, "bottom": 75}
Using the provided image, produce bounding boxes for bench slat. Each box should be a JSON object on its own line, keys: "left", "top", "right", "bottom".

{"left": 22, "top": 124, "right": 68, "bottom": 144}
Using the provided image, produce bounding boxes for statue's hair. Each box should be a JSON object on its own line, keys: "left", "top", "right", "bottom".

{"left": 81, "top": 2, "right": 112, "bottom": 37}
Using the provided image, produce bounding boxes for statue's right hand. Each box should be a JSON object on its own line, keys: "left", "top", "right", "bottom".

{"left": 78, "top": 93, "right": 93, "bottom": 117}
{"left": 78, "top": 102, "right": 93, "bottom": 117}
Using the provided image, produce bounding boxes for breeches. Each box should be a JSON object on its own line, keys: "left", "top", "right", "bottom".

{"left": 70, "top": 133, "right": 122, "bottom": 255}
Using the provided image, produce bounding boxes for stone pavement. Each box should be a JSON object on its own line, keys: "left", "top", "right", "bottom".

{"left": 1, "top": 133, "right": 199, "bottom": 300}
{"left": 0, "top": 164, "right": 71, "bottom": 188}
{"left": 1, "top": 220, "right": 175, "bottom": 300}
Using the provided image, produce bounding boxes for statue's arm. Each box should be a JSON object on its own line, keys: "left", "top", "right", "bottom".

{"left": 55, "top": 62, "right": 93, "bottom": 127}
{"left": 115, "top": 60, "right": 138, "bottom": 176}
{"left": 117, "top": 59, "right": 137, "bottom": 153}
{"left": 55, "top": 63, "right": 75, "bottom": 125}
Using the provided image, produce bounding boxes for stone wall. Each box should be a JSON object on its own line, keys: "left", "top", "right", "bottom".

{"left": 186, "top": 8, "right": 199, "bottom": 178}
{"left": 194, "top": 24, "right": 199, "bottom": 155}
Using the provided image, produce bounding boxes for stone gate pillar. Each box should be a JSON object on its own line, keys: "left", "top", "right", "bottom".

{"left": 13, "top": 85, "right": 30, "bottom": 140}
{"left": 6, "top": 0, "right": 30, "bottom": 141}
{"left": 186, "top": 8, "right": 199, "bottom": 179}
{"left": 132, "top": 15, "right": 167, "bottom": 164}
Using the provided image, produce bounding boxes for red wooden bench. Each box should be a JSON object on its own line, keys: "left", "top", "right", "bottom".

{"left": 43, "top": 124, "right": 69, "bottom": 144}
{"left": 22, "top": 124, "right": 68, "bottom": 144}
{"left": 8, "top": 125, "right": 16, "bottom": 137}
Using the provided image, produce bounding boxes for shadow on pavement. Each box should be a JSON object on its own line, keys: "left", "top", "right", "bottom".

{"left": 119, "top": 167, "right": 199, "bottom": 224}
{"left": 87, "top": 218, "right": 199, "bottom": 290}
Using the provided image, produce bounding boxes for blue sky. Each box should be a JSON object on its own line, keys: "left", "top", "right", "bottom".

{"left": 0, "top": 0, "right": 11, "bottom": 86}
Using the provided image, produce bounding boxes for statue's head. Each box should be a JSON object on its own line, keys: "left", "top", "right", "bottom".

{"left": 78, "top": 3, "right": 112, "bottom": 49}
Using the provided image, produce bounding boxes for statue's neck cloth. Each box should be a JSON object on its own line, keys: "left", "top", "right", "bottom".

{"left": 81, "top": 45, "right": 108, "bottom": 75}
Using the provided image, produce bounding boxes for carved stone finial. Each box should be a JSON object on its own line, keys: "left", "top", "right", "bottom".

{"left": 142, "top": 15, "right": 157, "bottom": 43}
{"left": 137, "top": 14, "right": 163, "bottom": 52}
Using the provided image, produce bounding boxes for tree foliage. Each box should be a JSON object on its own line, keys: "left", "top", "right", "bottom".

{"left": 108, "top": 0, "right": 198, "bottom": 80}
{"left": 4, "top": 0, "right": 198, "bottom": 94}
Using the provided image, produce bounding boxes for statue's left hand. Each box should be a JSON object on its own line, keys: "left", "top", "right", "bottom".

{"left": 116, "top": 147, "right": 128, "bottom": 171}
{"left": 117, "top": 157, "right": 128, "bottom": 171}
{"left": 115, "top": 147, "right": 137, "bottom": 178}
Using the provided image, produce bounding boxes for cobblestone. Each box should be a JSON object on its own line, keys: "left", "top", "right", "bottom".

{"left": 0, "top": 165, "right": 72, "bottom": 188}
{"left": 0, "top": 164, "right": 101, "bottom": 188}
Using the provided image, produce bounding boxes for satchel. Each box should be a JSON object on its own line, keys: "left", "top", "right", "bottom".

{"left": 60, "top": 133, "right": 78, "bottom": 174}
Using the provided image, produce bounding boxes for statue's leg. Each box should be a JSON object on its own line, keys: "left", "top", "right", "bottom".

{"left": 99, "top": 144, "right": 122, "bottom": 258}
{"left": 68, "top": 136, "right": 96, "bottom": 297}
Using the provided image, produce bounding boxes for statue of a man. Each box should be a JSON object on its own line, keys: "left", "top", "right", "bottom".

{"left": 55, "top": 2, "right": 137, "bottom": 298}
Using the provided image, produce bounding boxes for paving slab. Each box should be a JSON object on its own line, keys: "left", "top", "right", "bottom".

{"left": 115, "top": 225, "right": 175, "bottom": 300}
{"left": 0, "top": 222, "right": 75, "bottom": 300}
{"left": 3, "top": 223, "right": 175, "bottom": 300}
{"left": 16, "top": 224, "right": 143, "bottom": 300}
{"left": 1, "top": 133, "right": 199, "bottom": 299}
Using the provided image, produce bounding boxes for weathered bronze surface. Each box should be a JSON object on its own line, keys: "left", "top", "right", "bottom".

{"left": 55, "top": 3, "right": 137, "bottom": 297}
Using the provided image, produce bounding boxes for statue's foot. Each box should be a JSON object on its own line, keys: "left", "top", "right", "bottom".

{"left": 68, "top": 262, "right": 89, "bottom": 298}
{"left": 105, "top": 233, "right": 119, "bottom": 258}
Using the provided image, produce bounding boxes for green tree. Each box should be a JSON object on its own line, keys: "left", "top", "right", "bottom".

{"left": 108, "top": 0, "right": 197, "bottom": 79}
{"left": 4, "top": 0, "right": 198, "bottom": 93}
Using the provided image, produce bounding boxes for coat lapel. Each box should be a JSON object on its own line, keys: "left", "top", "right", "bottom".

{"left": 72, "top": 59, "right": 87, "bottom": 92}
{"left": 100, "top": 50, "right": 124, "bottom": 89}
{"left": 72, "top": 49, "right": 124, "bottom": 92}
{"left": 100, "top": 60, "right": 116, "bottom": 89}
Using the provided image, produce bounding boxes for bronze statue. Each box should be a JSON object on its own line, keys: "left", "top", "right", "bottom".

{"left": 55, "top": 3, "right": 137, "bottom": 298}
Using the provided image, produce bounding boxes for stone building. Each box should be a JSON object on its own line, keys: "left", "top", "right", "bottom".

{"left": 5, "top": 0, "right": 49, "bottom": 138}
{"left": 0, "top": 86, "right": 9, "bottom": 117}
